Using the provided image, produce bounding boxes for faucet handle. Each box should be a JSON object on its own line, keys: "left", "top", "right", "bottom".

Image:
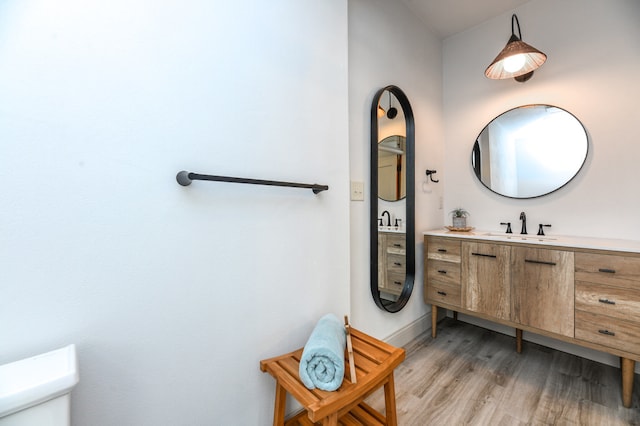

{"left": 537, "top": 224, "right": 552, "bottom": 236}
{"left": 500, "top": 222, "right": 512, "bottom": 234}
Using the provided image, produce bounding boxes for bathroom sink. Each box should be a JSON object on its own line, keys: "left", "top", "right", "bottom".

{"left": 481, "top": 232, "right": 558, "bottom": 242}
{"left": 0, "top": 344, "right": 78, "bottom": 418}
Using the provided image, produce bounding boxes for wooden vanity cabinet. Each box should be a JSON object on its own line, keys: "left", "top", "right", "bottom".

{"left": 424, "top": 233, "right": 640, "bottom": 408}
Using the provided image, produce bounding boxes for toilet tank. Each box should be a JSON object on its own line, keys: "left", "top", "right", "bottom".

{"left": 0, "top": 345, "right": 78, "bottom": 426}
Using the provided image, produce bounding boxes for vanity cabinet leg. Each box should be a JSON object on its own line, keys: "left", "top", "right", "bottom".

{"left": 621, "top": 357, "right": 635, "bottom": 408}
{"left": 431, "top": 305, "right": 438, "bottom": 338}
{"left": 453, "top": 311, "right": 458, "bottom": 321}
{"left": 516, "top": 329, "right": 523, "bottom": 354}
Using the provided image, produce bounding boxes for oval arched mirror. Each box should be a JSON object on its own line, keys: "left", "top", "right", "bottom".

{"left": 370, "top": 86, "right": 415, "bottom": 313}
{"left": 472, "top": 104, "right": 588, "bottom": 198}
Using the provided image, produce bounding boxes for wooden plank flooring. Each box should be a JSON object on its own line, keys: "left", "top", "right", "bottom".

{"left": 365, "top": 318, "right": 640, "bottom": 425}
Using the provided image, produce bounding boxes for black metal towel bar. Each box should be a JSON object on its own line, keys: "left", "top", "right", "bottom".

{"left": 176, "top": 171, "right": 329, "bottom": 194}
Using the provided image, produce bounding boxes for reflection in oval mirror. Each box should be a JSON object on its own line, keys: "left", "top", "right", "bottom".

{"left": 370, "top": 86, "right": 415, "bottom": 313}
{"left": 472, "top": 105, "right": 588, "bottom": 199}
{"left": 378, "top": 135, "right": 406, "bottom": 202}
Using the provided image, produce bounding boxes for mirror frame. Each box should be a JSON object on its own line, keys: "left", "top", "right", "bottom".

{"left": 370, "top": 85, "right": 415, "bottom": 313}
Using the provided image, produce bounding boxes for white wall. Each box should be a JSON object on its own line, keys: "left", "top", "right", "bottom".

{"left": 0, "top": 1, "right": 349, "bottom": 424}
{"left": 348, "top": 0, "right": 444, "bottom": 340}
{"left": 443, "top": 0, "right": 640, "bottom": 241}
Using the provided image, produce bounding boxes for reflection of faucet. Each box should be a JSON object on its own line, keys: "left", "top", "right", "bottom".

{"left": 381, "top": 210, "right": 391, "bottom": 227}
{"left": 520, "top": 212, "right": 527, "bottom": 235}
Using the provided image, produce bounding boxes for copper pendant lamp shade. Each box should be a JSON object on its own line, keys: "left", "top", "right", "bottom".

{"left": 485, "top": 14, "right": 546, "bottom": 82}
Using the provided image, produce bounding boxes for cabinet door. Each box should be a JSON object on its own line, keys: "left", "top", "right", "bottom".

{"left": 462, "top": 242, "right": 511, "bottom": 320}
{"left": 511, "top": 247, "right": 574, "bottom": 337}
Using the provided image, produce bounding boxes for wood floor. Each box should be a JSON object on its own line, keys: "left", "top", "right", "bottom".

{"left": 366, "top": 318, "right": 640, "bottom": 425}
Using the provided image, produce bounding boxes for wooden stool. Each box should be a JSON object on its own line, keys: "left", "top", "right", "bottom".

{"left": 260, "top": 327, "right": 405, "bottom": 425}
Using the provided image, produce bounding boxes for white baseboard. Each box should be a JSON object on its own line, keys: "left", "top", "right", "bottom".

{"left": 383, "top": 313, "right": 430, "bottom": 348}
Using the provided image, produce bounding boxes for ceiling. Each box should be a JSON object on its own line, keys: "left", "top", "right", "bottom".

{"left": 400, "top": 0, "right": 531, "bottom": 39}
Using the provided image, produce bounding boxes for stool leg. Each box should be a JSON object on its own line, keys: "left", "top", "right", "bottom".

{"left": 384, "top": 373, "right": 399, "bottom": 426}
{"left": 321, "top": 412, "right": 338, "bottom": 425}
{"left": 273, "top": 383, "right": 286, "bottom": 425}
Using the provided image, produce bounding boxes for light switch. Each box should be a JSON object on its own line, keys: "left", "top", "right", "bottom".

{"left": 350, "top": 181, "right": 364, "bottom": 201}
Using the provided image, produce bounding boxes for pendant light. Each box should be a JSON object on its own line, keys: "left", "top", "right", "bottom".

{"left": 485, "top": 14, "right": 547, "bottom": 82}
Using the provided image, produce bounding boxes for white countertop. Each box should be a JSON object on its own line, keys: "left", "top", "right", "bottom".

{"left": 424, "top": 228, "right": 640, "bottom": 254}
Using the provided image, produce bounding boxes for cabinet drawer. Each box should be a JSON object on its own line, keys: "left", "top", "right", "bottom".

{"left": 386, "top": 272, "right": 405, "bottom": 295}
{"left": 427, "top": 281, "right": 461, "bottom": 308}
{"left": 426, "top": 237, "right": 461, "bottom": 262}
{"left": 575, "top": 310, "right": 640, "bottom": 355}
{"left": 427, "top": 259, "right": 461, "bottom": 286}
{"left": 386, "top": 234, "right": 406, "bottom": 255}
{"left": 576, "top": 281, "right": 640, "bottom": 323}
{"left": 387, "top": 253, "right": 406, "bottom": 274}
{"left": 575, "top": 252, "right": 640, "bottom": 289}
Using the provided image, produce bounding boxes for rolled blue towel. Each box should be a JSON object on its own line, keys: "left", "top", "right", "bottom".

{"left": 299, "top": 314, "right": 346, "bottom": 391}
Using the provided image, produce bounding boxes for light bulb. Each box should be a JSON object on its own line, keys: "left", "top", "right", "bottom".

{"left": 503, "top": 54, "right": 526, "bottom": 73}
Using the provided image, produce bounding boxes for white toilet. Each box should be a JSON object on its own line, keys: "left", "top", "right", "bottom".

{"left": 0, "top": 345, "right": 78, "bottom": 426}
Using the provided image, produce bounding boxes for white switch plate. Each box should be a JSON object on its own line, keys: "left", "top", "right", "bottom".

{"left": 350, "top": 181, "right": 364, "bottom": 201}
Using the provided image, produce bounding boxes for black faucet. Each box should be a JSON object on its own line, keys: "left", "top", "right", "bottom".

{"left": 500, "top": 222, "right": 512, "bottom": 233}
{"left": 520, "top": 212, "right": 527, "bottom": 234}
{"left": 381, "top": 210, "right": 391, "bottom": 227}
{"left": 537, "top": 224, "right": 552, "bottom": 236}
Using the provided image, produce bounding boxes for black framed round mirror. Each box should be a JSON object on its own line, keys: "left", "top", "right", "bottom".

{"left": 370, "top": 86, "right": 415, "bottom": 313}
{"left": 472, "top": 104, "right": 588, "bottom": 199}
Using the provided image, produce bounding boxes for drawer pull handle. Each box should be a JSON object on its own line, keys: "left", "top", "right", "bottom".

{"left": 393, "top": 243, "right": 403, "bottom": 248}
{"left": 437, "top": 291, "right": 447, "bottom": 296}
{"left": 437, "top": 270, "right": 447, "bottom": 274}
{"left": 394, "top": 281, "right": 403, "bottom": 285}
{"left": 437, "top": 248, "right": 447, "bottom": 253}
{"left": 598, "top": 298, "right": 616, "bottom": 305}
{"left": 598, "top": 268, "right": 616, "bottom": 274}
{"left": 598, "top": 329, "right": 616, "bottom": 336}
{"left": 393, "top": 262, "right": 402, "bottom": 266}
{"left": 525, "top": 259, "right": 557, "bottom": 266}
{"left": 472, "top": 252, "right": 497, "bottom": 258}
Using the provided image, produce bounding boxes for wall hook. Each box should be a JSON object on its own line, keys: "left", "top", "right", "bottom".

{"left": 425, "top": 170, "right": 439, "bottom": 183}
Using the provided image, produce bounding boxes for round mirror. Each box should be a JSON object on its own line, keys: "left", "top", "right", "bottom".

{"left": 472, "top": 104, "right": 588, "bottom": 199}
{"left": 370, "top": 86, "right": 415, "bottom": 313}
